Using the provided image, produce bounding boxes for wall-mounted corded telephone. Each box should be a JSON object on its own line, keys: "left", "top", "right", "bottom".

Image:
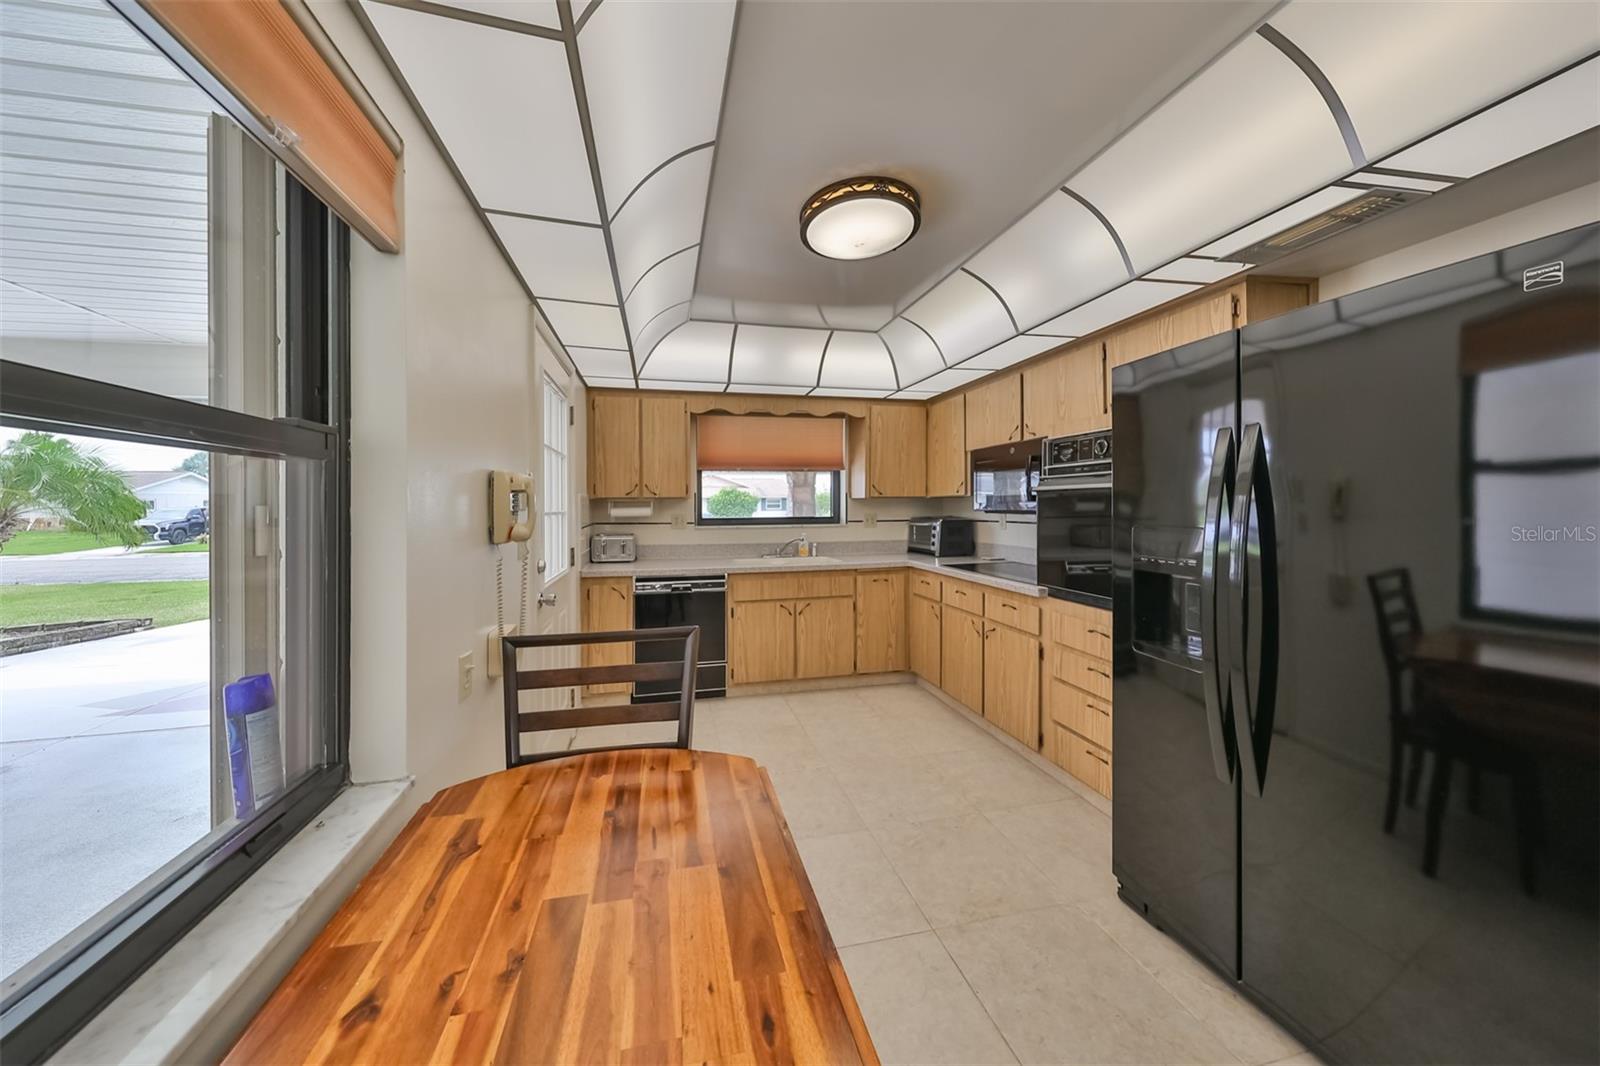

{"left": 488, "top": 470, "right": 535, "bottom": 680}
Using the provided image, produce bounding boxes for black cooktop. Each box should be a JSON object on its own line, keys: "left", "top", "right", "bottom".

{"left": 943, "top": 559, "right": 1038, "bottom": 583}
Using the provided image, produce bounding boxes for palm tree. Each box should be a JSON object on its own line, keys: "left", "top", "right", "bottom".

{"left": 0, "top": 432, "right": 147, "bottom": 551}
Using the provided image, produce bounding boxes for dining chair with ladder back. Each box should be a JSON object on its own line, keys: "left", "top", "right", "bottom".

{"left": 498, "top": 626, "right": 699, "bottom": 767}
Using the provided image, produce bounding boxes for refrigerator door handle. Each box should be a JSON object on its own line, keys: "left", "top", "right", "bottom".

{"left": 1200, "top": 426, "right": 1237, "bottom": 785}
{"left": 1227, "top": 422, "right": 1281, "bottom": 798}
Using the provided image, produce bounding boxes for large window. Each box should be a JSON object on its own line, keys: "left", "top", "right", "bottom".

{"left": 1463, "top": 350, "right": 1600, "bottom": 630}
{"left": 0, "top": 1, "right": 349, "bottom": 1057}
{"left": 698, "top": 470, "right": 841, "bottom": 525}
{"left": 541, "top": 374, "right": 570, "bottom": 579}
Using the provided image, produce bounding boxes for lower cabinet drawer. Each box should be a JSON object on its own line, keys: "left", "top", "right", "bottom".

{"left": 730, "top": 570, "right": 854, "bottom": 602}
{"left": 1049, "top": 645, "right": 1112, "bottom": 700}
{"left": 942, "top": 579, "right": 982, "bottom": 614}
{"left": 1048, "top": 607, "right": 1112, "bottom": 659}
{"left": 1048, "top": 678, "right": 1112, "bottom": 750}
{"left": 910, "top": 571, "right": 941, "bottom": 601}
{"left": 1047, "top": 721, "right": 1112, "bottom": 798}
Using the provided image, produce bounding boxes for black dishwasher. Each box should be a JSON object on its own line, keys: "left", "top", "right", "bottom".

{"left": 632, "top": 576, "right": 727, "bottom": 702}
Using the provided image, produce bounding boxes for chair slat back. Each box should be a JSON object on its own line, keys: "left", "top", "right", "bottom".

{"left": 1366, "top": 568, "right": 1422, "bottom": 679}
{"left": 499, "top": 626, "right": 699, "bottom": 767}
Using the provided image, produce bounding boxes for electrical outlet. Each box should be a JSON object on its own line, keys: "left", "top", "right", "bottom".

{"left": 864, "top": 512, "right": 878, "bottom": 527}
{"left": 671, "top": 513, "right": 687, "bottom": 529}
{"left": 457, "top": 651, "right": 475, "bottom": 701}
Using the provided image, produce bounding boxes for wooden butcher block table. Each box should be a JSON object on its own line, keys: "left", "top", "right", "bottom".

{"left": 225, "top": 748, "right": 878, "bottom": 1065}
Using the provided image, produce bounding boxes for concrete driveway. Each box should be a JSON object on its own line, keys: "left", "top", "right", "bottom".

{"left": 0, "top": 552, "right": 209, "bottom": 585}
{"left": 0, "top": 622, "right": 211, "bottom": 979}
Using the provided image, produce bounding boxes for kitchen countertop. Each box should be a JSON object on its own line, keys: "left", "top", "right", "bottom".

{"left": 580, "top": 552, "right": 1051, "bottom": 599}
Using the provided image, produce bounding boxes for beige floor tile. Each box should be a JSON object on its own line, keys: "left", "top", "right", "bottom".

{"left": 938, "top": 906, "right": 1241, "bottom": 1065}
{"left": 930, "top": 747, "right": 1075, "bottom": 812}
{"left": 874, "top": 812, "right": 1067, "bottom": 927}
{"left": 985, "top": 807, "right": 1116, "bottom": 901}
{"left": 784, "top": 688, "right": 876, "bottom": 724}
{"left": 571, "top": 720, "right": 679, "bottom": 750}
{"left": 830, "top": 752, "right": 975, "bottom": 826}
{"left": 841, "top": 932, "right": 1018, "bottom": 1065}
{"left": 695, "top": 694, "right": 796, "bottom": 730}
{"left": 765, "top": 764, "right": 863, "bottom": 840}
{"left": 694, "top": 717, "right": 826, "bottom": 772}
{"left": 1147, "top": 961, "right": 1305, "bottom": 1065}
{"left": 794, "top": 830, "right": 929, "bottom": 947}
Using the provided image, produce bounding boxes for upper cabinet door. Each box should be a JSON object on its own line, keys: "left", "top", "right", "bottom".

{"left": 1024, "top": 345, "right": 1106, "bottom": 440}
{"left": 588, "top": 393, "right": 641, "bottom": 498}
{"left": 867, "top": 403, "right": 927, "bottom": 497}
{"left": 926, "top": 393, "right": 968, "bottom": 497}
{"left": 640, "top": 395, "right": 690, "bottom": 498}
{"left": 966, "top": 373, "right": 1022, "bottom": 449}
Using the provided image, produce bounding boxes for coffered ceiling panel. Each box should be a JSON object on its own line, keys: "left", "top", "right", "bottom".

{"left": 361, "top": 2, "right": 595, "bottom": 221}
{"left": 567, "top": 346, "right": 635, "bottom": 379}
{"left": 902, "top": 270, "right": 1016, "bottom": 365}
{"left": 818, "top": 331, "right": 897, "bottom": 391}
{"left": 961, "top": 335, "right": 1062, "bottom": 372}
{"left": 624, "top": 245, "right": 697, "bottom": 339}
{"left": 489, "top": 215, "right": 614, "bottom": 304}
{"left": 965, "top": 191, "right": 1129, "bottom": 331}
{"left": 879, "top": 317, "right": 945, "bottom": 387}
{"left": 912, "top": 367, "right": 989, "bottom": 394}
{"left": 1266, "top": 1, "right": 1600, "bottom": 163}
{"left": 1032, "top": 280, "right": 1199, "bottom": 340}
{"left": 608, "top": 148, "right": 712, "bottom": 295}
{"left": 427, "top": 0, "right": 560, "bottom": 30}
{"left": 730, "top": 324, "right": 827, "bottom": 387}
{"left": 1145, "top": 258, "right": 1243, "bottom": 285}
{"left": 639, "top": 320, "right": 733, "bottom": 382}
{"left": 632, "top": 301, "right": 692, "bottom": 370}
{"left": 812, "top": 388, "right": 893, "bottom": 399}
{"left": 579, "top": 0, "right": 735, "bottom": 207}
{"left": 539, "top": 299, "right": 627, "bottom": 351}
{"left": 727, "top": 301, "right": 828, "bottom": 330}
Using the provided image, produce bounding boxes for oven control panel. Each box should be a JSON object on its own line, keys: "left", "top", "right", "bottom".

{"left": 1044, "top": 431, "right": 1112, "bottom": 475}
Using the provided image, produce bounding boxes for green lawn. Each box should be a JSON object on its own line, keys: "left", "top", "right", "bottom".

{"left": 0, "top": 581, "right": 209, "bottom": 629}
{"left": 2, "top": 530, "right": 131, "bottom": 556}
{"left": 146, "top": 542, "right": 208, "bottom": 554}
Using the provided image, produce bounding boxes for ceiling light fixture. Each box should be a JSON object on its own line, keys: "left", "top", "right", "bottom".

{"left": 800, "top": 176, "right": 921, "bottom": 261}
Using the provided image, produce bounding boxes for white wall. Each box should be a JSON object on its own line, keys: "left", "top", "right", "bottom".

{"left": 310, "top": 1, "right": 582, "bottom": 803}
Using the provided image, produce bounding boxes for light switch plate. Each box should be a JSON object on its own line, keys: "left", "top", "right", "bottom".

{"left": 457, "top": 651, "right": 475, "bottom": 700}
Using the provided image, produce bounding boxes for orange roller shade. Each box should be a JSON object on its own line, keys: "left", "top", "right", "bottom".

{"left": 697, "top": 416, "right": 846, "bottom": 471}
{"left": 135, "top": 0, "right": 400, "bottom": 252}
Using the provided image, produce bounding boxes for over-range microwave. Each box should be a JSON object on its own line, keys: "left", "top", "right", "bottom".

{"left": 971, "top": 439, "right": 1043, "bottom": 513}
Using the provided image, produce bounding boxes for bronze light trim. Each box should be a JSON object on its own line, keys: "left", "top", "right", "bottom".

{"left": 799, "top": 176, "right": 921, "bottom": 259}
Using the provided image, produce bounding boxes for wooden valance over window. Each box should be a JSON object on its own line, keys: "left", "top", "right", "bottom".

{"left": 697, "top": 415, "right": 846, "bottom": 471}
{"left": 125, "top": 0, "right": 401, "bottom": 252}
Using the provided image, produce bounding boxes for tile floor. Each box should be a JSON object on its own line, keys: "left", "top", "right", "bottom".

{"left": 611, "top": 682, "right": 1313, "bottom": 1066}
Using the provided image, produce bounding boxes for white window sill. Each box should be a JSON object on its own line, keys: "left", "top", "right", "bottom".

{"left": 52, "top": 778, "right": 414, "bottom": 1065}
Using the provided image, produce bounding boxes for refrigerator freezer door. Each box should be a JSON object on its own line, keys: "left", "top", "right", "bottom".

{"left": 1235, "top": 225, "right": 1600, "bottom": 1062}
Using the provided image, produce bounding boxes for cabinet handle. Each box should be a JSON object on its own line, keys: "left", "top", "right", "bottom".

{"left": 1095, "top": 705, "right": 1111, "bottom": 718}
{"left": 780, "top": 604, "right": 793, "bottom": 617}
{"left": 1002, "top": 603, "right": 1017, "bottom": 612}
{"left": 797, "top": 603, "right": 810, "bottom": 617}
{"left": 1100, "top": 343, "right": 1109, "bottom": 416}
{"left": 644, "top": 482, "right": 656, "bottom": 496}
{"left": 1010, "top": 423, "right": 1020, "bottom": 440}
{"left": 629, "top": 481, "right": 640, "bottom": 496}
{"left": 611, "top": 587, "right": 626, "bottom": 601}
{"left": 1087, "top": 627, "right": 1109, "bottom": 637}
{"left": 872, "top": 481, "right": 882, "bottom": 495}
{"left": 1087, "top": 666, "right": 1110, "bottom": 679}
{"left": 1086, "top": 748, "right": 1109, "bottom": 766}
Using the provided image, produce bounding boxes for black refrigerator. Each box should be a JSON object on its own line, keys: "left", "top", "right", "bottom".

{"left": 1111, "top": 223, "right": 1599, "bottom": 1064}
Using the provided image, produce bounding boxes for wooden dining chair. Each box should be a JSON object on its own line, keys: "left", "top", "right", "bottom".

{"left": 1367, "top": 568, "right": 1444, "bottom": 832}
{"left": 498, "top": 626, "right": 699, "bottom": 768}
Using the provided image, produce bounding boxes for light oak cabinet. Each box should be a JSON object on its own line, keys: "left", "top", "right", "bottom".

{"left": 588, "top": 394, "right": 641, "bottom": 499}
{"left": 964, "top": 372, "right": 1022, "bottom": 450}
{"left": 580, "top": 576, "right": 634, "bottom": 696}
{"left": 1022, "top": 341, "right": 1107, "bottom": 440}
{"left": 850, "top": 403, "right": 927, "bottom": 498}
{"left": 925, "top": 394, "right": 968, "bottom": 497}
{"left": 797, "top": 596, "right": 856, "bottom": 679}
{"left": 909, "top": 594, "right": 941, "bottom": 685}
{"left": 729, "top": 599, "right": 794, "bottom": 684}
{"left": 1041, "top": 598, "right": 1115, "bottom": 797}
{"left": 640, "top": 395, "right": 690, "bottom": 498}
{"left": 855, "top": 570, "right": 908, "bottom": 674}
{"left": 588, "top": 393, "right": 691, "bottom": 499}
{"left": 940, "top": 604, "right": 985, "bottom": 713}
{"left": 727, "top": 572, "right": 855, "bottom": 684}
{"left": 983, "top": 621, "right": 1040, "bottom": 748}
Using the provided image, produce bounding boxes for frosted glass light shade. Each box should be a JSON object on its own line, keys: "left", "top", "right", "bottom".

{"left": 800, "top": 177, "right": 921, "bottom": 260}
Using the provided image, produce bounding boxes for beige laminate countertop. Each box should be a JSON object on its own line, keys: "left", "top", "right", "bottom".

{"left": 579, "top": 552, "right": 1049, "bottom": 599}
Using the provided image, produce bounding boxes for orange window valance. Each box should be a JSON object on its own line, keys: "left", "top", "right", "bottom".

{"left": 697, "top": 416, "right": 846, "bottom": 471}
{"left": 131, "top": 0, "right": 401, "bottom": 252}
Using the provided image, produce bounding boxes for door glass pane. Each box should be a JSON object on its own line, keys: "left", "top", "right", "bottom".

{"left": 0, "top": 429, "right": 327, "bottom": 987}
{"left": 0, "top": 0, "right": 285, "bottom": 419}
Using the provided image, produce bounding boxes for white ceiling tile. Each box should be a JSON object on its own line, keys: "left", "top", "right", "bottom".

{"left": 1344, "top": 172, "right": 1450, "bottom": 193}
{"left": 584, "top": 375, "right": 637, "bottom": 388}
{"left": 1144, "top": 258, "right": 1244, "bottom": 285}
{"left": 966, "top": 191, "right": 1128, "bottom": 330}
{"left": 890, "top": 390, "right": 939, "bottom": 400}
{"left": 902, "top": 270, "right": 1015, "bottom": 363}
{"left": 637, "top": 379, "right": 726, "bottom": 392}
{"left": 730, "top": 324, "right": 827, "bottom": 387}
{"left": 1069, "top": 32, "right": 1350, "bottom": 275}
{"left": 608, "top": 148, "right": 712, "bottom": 293}
{"left": 1267, "top": 1, "right": 1600, "bottom": 163}
{"left": 908, "top": 366, "right": 989, "bottom": 394}
{"left": 639, "top": 319, "right": 732, "bottom": 382}
{"left": 631, "top": 301, "right": 692, "bottom": 367}
{"left": 424, "top": 0, "right": 560, "bottom": 30}
{"left": 567, "top": 346, "right": 635, "bottom": 379}
{"left": 818, "top": 304, "right": 896, "bottom": 331}
{"left": 879, "top": 317, "right": 945, "bottom": 384}
{"left": 579, "top": 0, "right": 735, "bottom": 206}
{"left": 488, "top": 215, "right": 614, "bottom": 303}
{"left": 729, "top": 300, "right": 829, "bottom": 329}
{"left": 1033, "top": 280, "right": 1194, "bottom": 339}
{"left": 624, "top": 245, "right": 697, "bottom": 335}
{"left": 961, "top": 334, "right": 1062, "bottom": 371}
{"left": 1195, "top": 186, "right": 1365, "bottom": 261}
{"left": 1381, "top": 58, "right": 1600, "bottom": 179}
{"left": 361, "top": 3, "right": 596, "bottom": 221}
{"left": 818, "top": 331, "right": 898, "bottom": 390}
{"left": 810, "top": 388, "right": 893, "bottom": 398}
{"left": 539, "top": 299, "right": 627, "bottom": 349}
{"left": 724, "top": 383, "right": 813, "bottom": 395}
{"left": 690, "top": 295, "right": 734, "bottom": 320}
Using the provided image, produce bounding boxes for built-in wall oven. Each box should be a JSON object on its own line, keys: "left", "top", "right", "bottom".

{"left": 633, "top": 576, "right": 727, "bottom": 702}
{"left": 1036, "top": 430, "right": 1113, "bottom": 607}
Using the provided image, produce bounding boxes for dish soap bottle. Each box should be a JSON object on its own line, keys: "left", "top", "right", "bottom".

{"left": 798, "top": 534, "right": 810, "bottom": 558}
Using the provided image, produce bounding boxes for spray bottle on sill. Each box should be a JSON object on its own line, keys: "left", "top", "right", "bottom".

{"left": 225, "top": 673, "right": 285, "bottom": 820}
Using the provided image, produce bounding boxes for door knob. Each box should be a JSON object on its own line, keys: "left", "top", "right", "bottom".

{"left": 537, "top": 592, "right": 559, "bottom": 606}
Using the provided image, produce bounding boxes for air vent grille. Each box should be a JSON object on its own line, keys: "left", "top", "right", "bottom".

{"left": 1225, "top": 188, "right": 1430, "bottom": 265}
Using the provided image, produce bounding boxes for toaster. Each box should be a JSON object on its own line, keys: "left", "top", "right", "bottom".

{"left": 589, "top": 532, "right": 637, "bottom": 563}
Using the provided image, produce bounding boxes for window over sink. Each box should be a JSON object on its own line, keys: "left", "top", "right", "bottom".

{"left": 694, "top": 414, "right": 845, "bottom": 526}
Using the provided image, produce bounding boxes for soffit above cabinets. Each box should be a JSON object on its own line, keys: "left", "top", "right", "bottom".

{"left": 358, "top": 0, "right": 1600, "bottom": 397}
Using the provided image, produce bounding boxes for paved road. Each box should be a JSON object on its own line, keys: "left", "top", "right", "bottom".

{"left": 0, "top": 552, "right": 209, "bottom": 585}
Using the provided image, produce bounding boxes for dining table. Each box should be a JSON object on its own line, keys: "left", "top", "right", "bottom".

{"left": 224, "top": 748, "right": 879, "bottom": 1065}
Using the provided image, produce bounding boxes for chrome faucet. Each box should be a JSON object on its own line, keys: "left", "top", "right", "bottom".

{"left": 768, "top": 537, "right": 806, "bottom": 558}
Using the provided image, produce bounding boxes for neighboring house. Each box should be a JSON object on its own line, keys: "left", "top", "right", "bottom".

{"left": 122, "top": 470, "right": 209, "bottom": 523}
{"left": 701, "top": 471, "right": 796, "bottom": 516}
